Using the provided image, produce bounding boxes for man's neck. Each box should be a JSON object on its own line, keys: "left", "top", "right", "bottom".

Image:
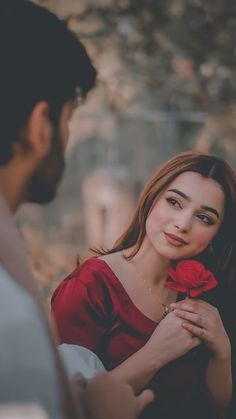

{"left": 0, "top": 166, "right": 26, "bottom": 213}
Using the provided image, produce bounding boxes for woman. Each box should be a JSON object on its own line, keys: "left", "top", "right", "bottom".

{"left": 52, "top": 151, "right": 236, "bottom": 419}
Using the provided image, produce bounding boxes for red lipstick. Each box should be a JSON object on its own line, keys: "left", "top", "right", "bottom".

{"left": 164, "top": 233, "right": 188, "bottom": 246}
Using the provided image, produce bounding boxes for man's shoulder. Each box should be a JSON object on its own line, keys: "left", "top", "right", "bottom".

{"left": 0, "top": 265, "right": 39, "bottom": 316}
{"left": 0, "top": 264, "right": 51, "bottom": 351}
{"left": 0, "top": 265, "right": 62, "bottom": 418}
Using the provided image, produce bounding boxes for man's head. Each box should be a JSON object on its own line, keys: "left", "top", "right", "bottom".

{"left": 0, "top": 0, "right": 96, "bottom": 205}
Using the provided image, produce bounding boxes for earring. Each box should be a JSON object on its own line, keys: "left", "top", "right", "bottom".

{"left": 209, "top": 242, "right": 214, "bottom": 253}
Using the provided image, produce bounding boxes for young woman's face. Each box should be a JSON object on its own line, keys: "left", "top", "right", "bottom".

{"left": 145, "top": 171, "right": 225, "bottom": 260}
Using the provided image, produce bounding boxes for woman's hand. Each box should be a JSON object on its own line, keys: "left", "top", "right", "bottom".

{"left": 171, "top": 299, "right": 232, "bottom": 411}
{"left": 110, "top": 310, "right": 201, "bottom": 394}
{"left": 171, "top": 299, "right": 231, "bottom": 361}
{"left": 145, "top": 310, "right": 201, "bottom": 369}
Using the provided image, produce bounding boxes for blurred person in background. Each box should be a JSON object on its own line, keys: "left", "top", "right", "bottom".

{"left": 0, "top": 1, "right": 154, "bottom": 418}
{"left": 52, "top": 151, "right": 236, "bottom": 419}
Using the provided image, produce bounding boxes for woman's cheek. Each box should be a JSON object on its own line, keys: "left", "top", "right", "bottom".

{"left": 149, "top": 203, "right": 168, "bottom": 224}
{"left": 194, "top": 228, "right": 216, "bottom": 249}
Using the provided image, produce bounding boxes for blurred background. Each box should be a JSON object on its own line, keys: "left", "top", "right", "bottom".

{"left": 17, "top": 0, "right": 236, "bottom": 298}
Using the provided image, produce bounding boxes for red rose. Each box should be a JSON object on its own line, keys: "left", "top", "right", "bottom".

{"left": 165, "top": 260, "right": 217, "bottom": 297}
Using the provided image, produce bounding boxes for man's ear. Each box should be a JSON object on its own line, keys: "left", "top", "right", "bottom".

{"left": 23, "top": 101, "right": 53, "bottom": 158}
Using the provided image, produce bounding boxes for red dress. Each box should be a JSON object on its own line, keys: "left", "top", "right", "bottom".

{"left": 51, "top": 257, "right": 224, "bottom": 419}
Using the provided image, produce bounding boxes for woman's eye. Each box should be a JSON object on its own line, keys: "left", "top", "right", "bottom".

{"left": 166, "top": 197, "right": 181, "bottom": 208}
{"left": 197, "top": 214, "right": 213, "bottom": 225}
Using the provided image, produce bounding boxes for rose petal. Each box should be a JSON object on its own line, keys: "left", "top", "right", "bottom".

{"left": 167, "top": 266, "right": 178, "bottom": 281}
{"left": 166, "top": 260, "right": 217, "bottom": 298}
{"left": 189, "top": 288, "right": 203, "bottom": 297}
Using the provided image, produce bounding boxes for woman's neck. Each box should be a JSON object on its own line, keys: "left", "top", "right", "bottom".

{"left": 124, "top": 238, "right": 171, "bottom": 287}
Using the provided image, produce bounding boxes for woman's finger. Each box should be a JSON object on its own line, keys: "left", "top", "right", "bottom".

{"left": 174, "top": 309, "right": 206, "bottom": 328}
{"left": 136, "top": 389, "right": 155, "bottom": 413}
{"left": 182, "top": 321, "right": 208, "bottom": 340}
{"left": 191, "top": 336, "right": 202, "bottom": 347}
{"left": 170, "top": 299, "right": 211, "bottom": 314}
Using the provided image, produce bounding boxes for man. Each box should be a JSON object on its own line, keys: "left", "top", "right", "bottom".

{"left": 0, "top": 1, "right": 153, "bottom": 418}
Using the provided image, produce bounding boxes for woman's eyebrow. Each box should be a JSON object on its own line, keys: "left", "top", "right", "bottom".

{"left": 200, "top": 205, "right": 219, "bottom": 219}
{"left": 168, "top": 188, "right": 190, "bottom": 201}
{"left": 167, "top": 188, "right": 220, "bottom": 219}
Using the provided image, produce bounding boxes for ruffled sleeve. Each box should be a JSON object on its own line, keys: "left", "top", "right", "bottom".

{"left": 51, "top": 258, "right": 113, "bottom": 352}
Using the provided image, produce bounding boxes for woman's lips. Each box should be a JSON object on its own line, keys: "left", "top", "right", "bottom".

{"left": 164, "top": 232, "right": 188, "bottom": 246}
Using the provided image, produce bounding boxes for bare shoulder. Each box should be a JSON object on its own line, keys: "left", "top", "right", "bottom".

{"left": 98, "top": 252, "right": 122, "bottom": 263}
{"left": 98, "top": 252, "right": 124, "bottom": 275}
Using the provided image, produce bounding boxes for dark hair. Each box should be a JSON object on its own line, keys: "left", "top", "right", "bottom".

{"left": 97, "top": 151, "right": 236, "bottom": 287}
{"left": 0, "top": 0, "right": 96, "bottom": 164}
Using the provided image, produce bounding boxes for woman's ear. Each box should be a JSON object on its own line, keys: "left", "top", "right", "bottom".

{"left": 208, "top": 241, "right": 214, "bottom": 253}
{"left": 20, "top": 101, "right": 53, "bottom": 159}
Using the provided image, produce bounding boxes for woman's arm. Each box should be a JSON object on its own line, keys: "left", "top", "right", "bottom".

{"left": 172, "top": 299, "right": 233, "bottom": 412}
{"left": 110, "top": 311, "right": 201, "bottom": 393}
{"left": 206, "top": 351, "right": 232, "bottom": 412}
{"left": 109, "top": 345, "right": 161, "bottom": 394}
{"left": 52, "top": 263, "right": 201, "bottom": 394}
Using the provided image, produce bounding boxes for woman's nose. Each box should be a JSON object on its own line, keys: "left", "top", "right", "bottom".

{"left": 174, "top": 212, "right": 192, "bottom": 232}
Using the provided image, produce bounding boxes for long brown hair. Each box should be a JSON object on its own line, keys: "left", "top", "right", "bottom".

{"left": 96, "top": 151, "right": 236, "bottom": 286}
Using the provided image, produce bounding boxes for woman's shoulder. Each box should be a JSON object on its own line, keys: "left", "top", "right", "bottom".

{"left": 62, "top": 255, "right": 120, "bottom": 290}
{"left": 71, "top": 255, "right": 111, "bottom": 274}
{"left": 51, "top": 256, "right": 118, "bottom": 311}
